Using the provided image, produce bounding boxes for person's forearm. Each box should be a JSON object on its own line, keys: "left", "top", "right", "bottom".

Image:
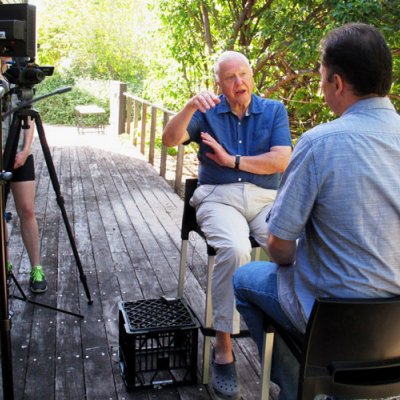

{"left": 267, "top": 234, "right": 297, "bottom": 265}
{"left": 238, "top": 146, "right": 291, "bottom": 175}
{"left": 200, "top": 132, "right": 292, "bottom": 174}
{"left": 162, "top": 103, "right": 195, "bottom": 147}
{"left": 163, "top": 91, "right": 221, "bottom": 147}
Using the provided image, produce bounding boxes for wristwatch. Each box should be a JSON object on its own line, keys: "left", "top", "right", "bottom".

{"left": 234, "top": 155, "right": 241, "bottom": 170}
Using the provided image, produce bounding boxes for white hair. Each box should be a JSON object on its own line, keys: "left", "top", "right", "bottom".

{"left": 213, "top": 51, "right": 251, "bottom": 82}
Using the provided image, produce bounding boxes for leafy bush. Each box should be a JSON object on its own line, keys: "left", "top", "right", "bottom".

{"left": 34, "top": 73, "right": 109, "bottom": 125}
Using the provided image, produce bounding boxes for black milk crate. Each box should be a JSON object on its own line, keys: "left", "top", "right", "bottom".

{"left": 118, "top": 297, "right": 199, "bottom": 390}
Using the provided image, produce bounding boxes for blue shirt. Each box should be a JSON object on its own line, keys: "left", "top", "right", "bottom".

{"left": 268, "top": 97, "right": 400, "bottom": 332}
{"left": 187, "top": 94, "right": 291, "bottom": 189}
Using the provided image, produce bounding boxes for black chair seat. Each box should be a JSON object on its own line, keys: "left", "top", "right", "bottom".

{"left": 260, "top": 296, "right": 400, "bottom": 399}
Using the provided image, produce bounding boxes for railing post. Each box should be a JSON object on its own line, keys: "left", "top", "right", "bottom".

{"left": 133, "top": 100, "right": 139, "bottom": 146}
{"left": 126, "top": 97, "right": 132, "bottom": 138}
{"left": 160, "top": 112, "right": 170, "bottom": 178}
{"left": 109, "top": 81, "right": 127, "bottom": 137}
{"left": 149, "top": 107, "right": 158, "bottom": 166}
{"left": 140, "top": 103, "right": 147, "bottom": 155}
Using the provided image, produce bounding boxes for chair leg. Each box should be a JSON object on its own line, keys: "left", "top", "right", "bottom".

{"left": 202, "top": 254, "right": 215, "bottom": 384}
{"left": 253, "top": 246, "right": 262, "bottom": 261}
{"left": 202, "top": 335, "right": 212, "bottom": 384}
{"left": 260, "top": 331, "right": 275, "bottom": 400}
{"left": 177, "top": 240, "right": 188, "bottom": 298}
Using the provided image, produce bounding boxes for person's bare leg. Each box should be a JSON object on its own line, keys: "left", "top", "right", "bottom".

{"left": 215, "top": 331, "right": 234, "bottom": 364}
{"left": 212, "top": 330, "right": 239, "bottom": 400}
{"left": 10, "top": 180, "right": 40, "bottom": 267}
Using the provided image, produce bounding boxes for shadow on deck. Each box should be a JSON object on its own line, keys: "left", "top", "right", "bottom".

{"left": 2, "top": 125, "right": 261, "bottom": 400}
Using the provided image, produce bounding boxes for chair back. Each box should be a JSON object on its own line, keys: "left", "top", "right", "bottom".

{"left": 299, "top": 296, "right": 400, "bottom": 399}
{"left": 181, "top": 178, "right": 201, "bottom": 240}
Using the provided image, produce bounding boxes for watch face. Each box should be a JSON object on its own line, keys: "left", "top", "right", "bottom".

{"left": 235, "top": 155, "right": 240, "bottom": 170}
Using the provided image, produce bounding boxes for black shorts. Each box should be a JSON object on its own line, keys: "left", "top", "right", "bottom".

{"left": 11, "top": 154, "right": 35, "bottom": 182}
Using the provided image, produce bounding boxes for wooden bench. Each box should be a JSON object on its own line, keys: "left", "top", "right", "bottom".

{"left": 74, "top": 104, "right": 106, "bottom": 134}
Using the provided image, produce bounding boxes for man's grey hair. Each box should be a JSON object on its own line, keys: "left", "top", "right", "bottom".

{"left": 214, "top": 51, "right": 252, "bottom": 82}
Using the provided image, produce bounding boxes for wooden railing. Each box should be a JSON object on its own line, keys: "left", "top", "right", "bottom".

{"left": 123, "top": 92, "right": 192, "bottom": 195}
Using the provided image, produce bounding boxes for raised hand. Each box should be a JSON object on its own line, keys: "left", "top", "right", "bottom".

{"left": 188, "top": 91, "right": 221, "bottom": 113}
{"left": 201, "top": 132, "right": 233, "bottom": 168}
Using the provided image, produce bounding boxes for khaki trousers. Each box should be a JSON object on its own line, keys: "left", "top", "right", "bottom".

{"left": 190, "top": 182, "right": 276, "bottom": 333}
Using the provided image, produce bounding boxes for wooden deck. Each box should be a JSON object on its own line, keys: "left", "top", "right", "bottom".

{"left": 2, "top": 125, "right": 263, "bottom": 400}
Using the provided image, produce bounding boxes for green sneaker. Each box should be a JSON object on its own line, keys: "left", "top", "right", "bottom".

{"left": 30, "top": 265, "right": 48, "bottom": 294}
{"left": 6, "top": 261, "right": 12, "bottom": 286}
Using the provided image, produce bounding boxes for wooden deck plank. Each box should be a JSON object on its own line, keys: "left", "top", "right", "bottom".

{"left": 1, "top": 126, "right": 264, "bottom": 400}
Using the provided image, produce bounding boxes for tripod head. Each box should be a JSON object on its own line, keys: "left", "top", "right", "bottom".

{"left": 1, "top": 86, "right": 72, "bottom": 120}
{"left": 4, "top": 58, "right": 54, "bottom": 102}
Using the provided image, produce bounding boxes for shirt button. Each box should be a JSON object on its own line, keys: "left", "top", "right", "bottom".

{"left": 238, "top": 178, "right": 242, "bottom": 182}
{"left": 239, "top": 140, "right": 242, "bottom": 144}
{"left": 238, "top": 122, "right": 241, "bottom": 126}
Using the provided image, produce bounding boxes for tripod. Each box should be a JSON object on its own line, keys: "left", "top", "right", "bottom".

{"left": 0, "top": 85, "right": 14, "bottom": 400}
{"left": 0, "top": 90, "right": 94, "bottom": 399}
{"left": 3, "top": 103, "right": 93, "bottom": 316}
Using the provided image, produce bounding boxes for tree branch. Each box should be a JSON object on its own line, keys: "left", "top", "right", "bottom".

{"left": 253, "top": 42, "right": 273, "bottom": 75}
{"left": 263, "top": 68, "right": 318, "bottom": 97}
{"left": 201, "top": 1, "right": 214, "bottom": 54}
{"left": 185, "top": 4, "right": 206, "bottom": 38}
{"left": 227, "top": 0, "right": 255, "bottom": 49}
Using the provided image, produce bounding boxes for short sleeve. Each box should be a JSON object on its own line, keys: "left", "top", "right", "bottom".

{"left": 268, "top": 135, "right": 318, "bottom": 240}
{"left": 187, "top": 110, "right": 203, "bottom": 144}
{"left": 270, "top": 102, "right": 292, "bottom": 147}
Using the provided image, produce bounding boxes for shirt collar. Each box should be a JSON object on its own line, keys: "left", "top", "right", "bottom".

{"left": 343, "top": 96, "right": 396, "bottom": 116}
{"left": 217, "top": 94, "right": 264, "bottom": 116}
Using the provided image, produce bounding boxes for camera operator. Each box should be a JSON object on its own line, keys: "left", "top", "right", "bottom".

{"left": 1, "top": 56, "right": 47, "bottom": 293}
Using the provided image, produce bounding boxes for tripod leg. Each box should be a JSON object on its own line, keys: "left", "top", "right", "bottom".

{"left": 33, "top": 112, "right": 93, "bottom": 305}
{"left": 9, "top": 273, "right": 83, "bottom": 318}
{"left": 0, "top": 242, "right": 14, "bottom": 400}
{"left": 0, "top": 109, "right": 24, "bottom": 400}
{"left": 0, "top": 175, "right": 14, "bottom": 400}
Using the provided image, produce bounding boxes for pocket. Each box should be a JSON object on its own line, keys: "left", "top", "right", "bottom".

{"left": 189, "top": 185, "right": 216, "bottom": 208}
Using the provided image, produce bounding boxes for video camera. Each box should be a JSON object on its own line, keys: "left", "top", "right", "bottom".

{"left": 5, "top": 59, "right": 54, "bottom": 88}
{"left": 0, "top": 4, "right": 53, "bottom": 100}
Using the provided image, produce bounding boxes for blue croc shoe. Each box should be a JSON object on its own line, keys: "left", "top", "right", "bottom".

{"left": 211, "top": 348, "right": 240, "bottom": 400}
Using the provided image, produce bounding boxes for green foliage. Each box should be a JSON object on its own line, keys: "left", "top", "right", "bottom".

{"left": 34, "top": 73, "right": 109, "bottom": 125}
{"left": 36, "top": 0, "right": 155, "bottom": 90}
{"left": 155, "top": 0, "right": 399, "bottom": 136}
{"left": 34, "top": 0, "right": 399, "bottom": 135}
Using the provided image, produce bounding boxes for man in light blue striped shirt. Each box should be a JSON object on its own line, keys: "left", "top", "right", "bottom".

{"left": 234, "top": 23, "right": 400, "bottom": 400}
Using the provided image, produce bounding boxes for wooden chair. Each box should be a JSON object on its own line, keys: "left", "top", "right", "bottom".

{"left": 260, "top": 296, "right": 400, "bottom": 399}
{"left": 177, "top": 178, "right": 261, "bottom": 384}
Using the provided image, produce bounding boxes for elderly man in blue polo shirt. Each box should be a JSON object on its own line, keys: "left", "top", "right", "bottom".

{"left": 163, "top": 50, "right": 292, "bottom": 399}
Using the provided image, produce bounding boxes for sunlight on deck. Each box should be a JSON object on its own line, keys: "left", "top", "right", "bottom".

{"left": 42, "top": 124, "right": 145, "bottom": 159}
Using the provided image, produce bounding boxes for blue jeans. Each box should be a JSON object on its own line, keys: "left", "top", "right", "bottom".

{"left": 233, "top": 261, "right": 300, "bottom": 400}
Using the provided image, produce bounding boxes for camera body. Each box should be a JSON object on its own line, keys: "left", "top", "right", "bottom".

{"left": 5, "top": 61, "right": 54, "bottom": 88}
{"left": 0, "top": 4, "right": 36, "bottom": 58}
{"left": 4, "top": 61, "right": 54, "bottom": 101}
{"left": 0, "top": 5, "right": 54, "bottom": 101}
